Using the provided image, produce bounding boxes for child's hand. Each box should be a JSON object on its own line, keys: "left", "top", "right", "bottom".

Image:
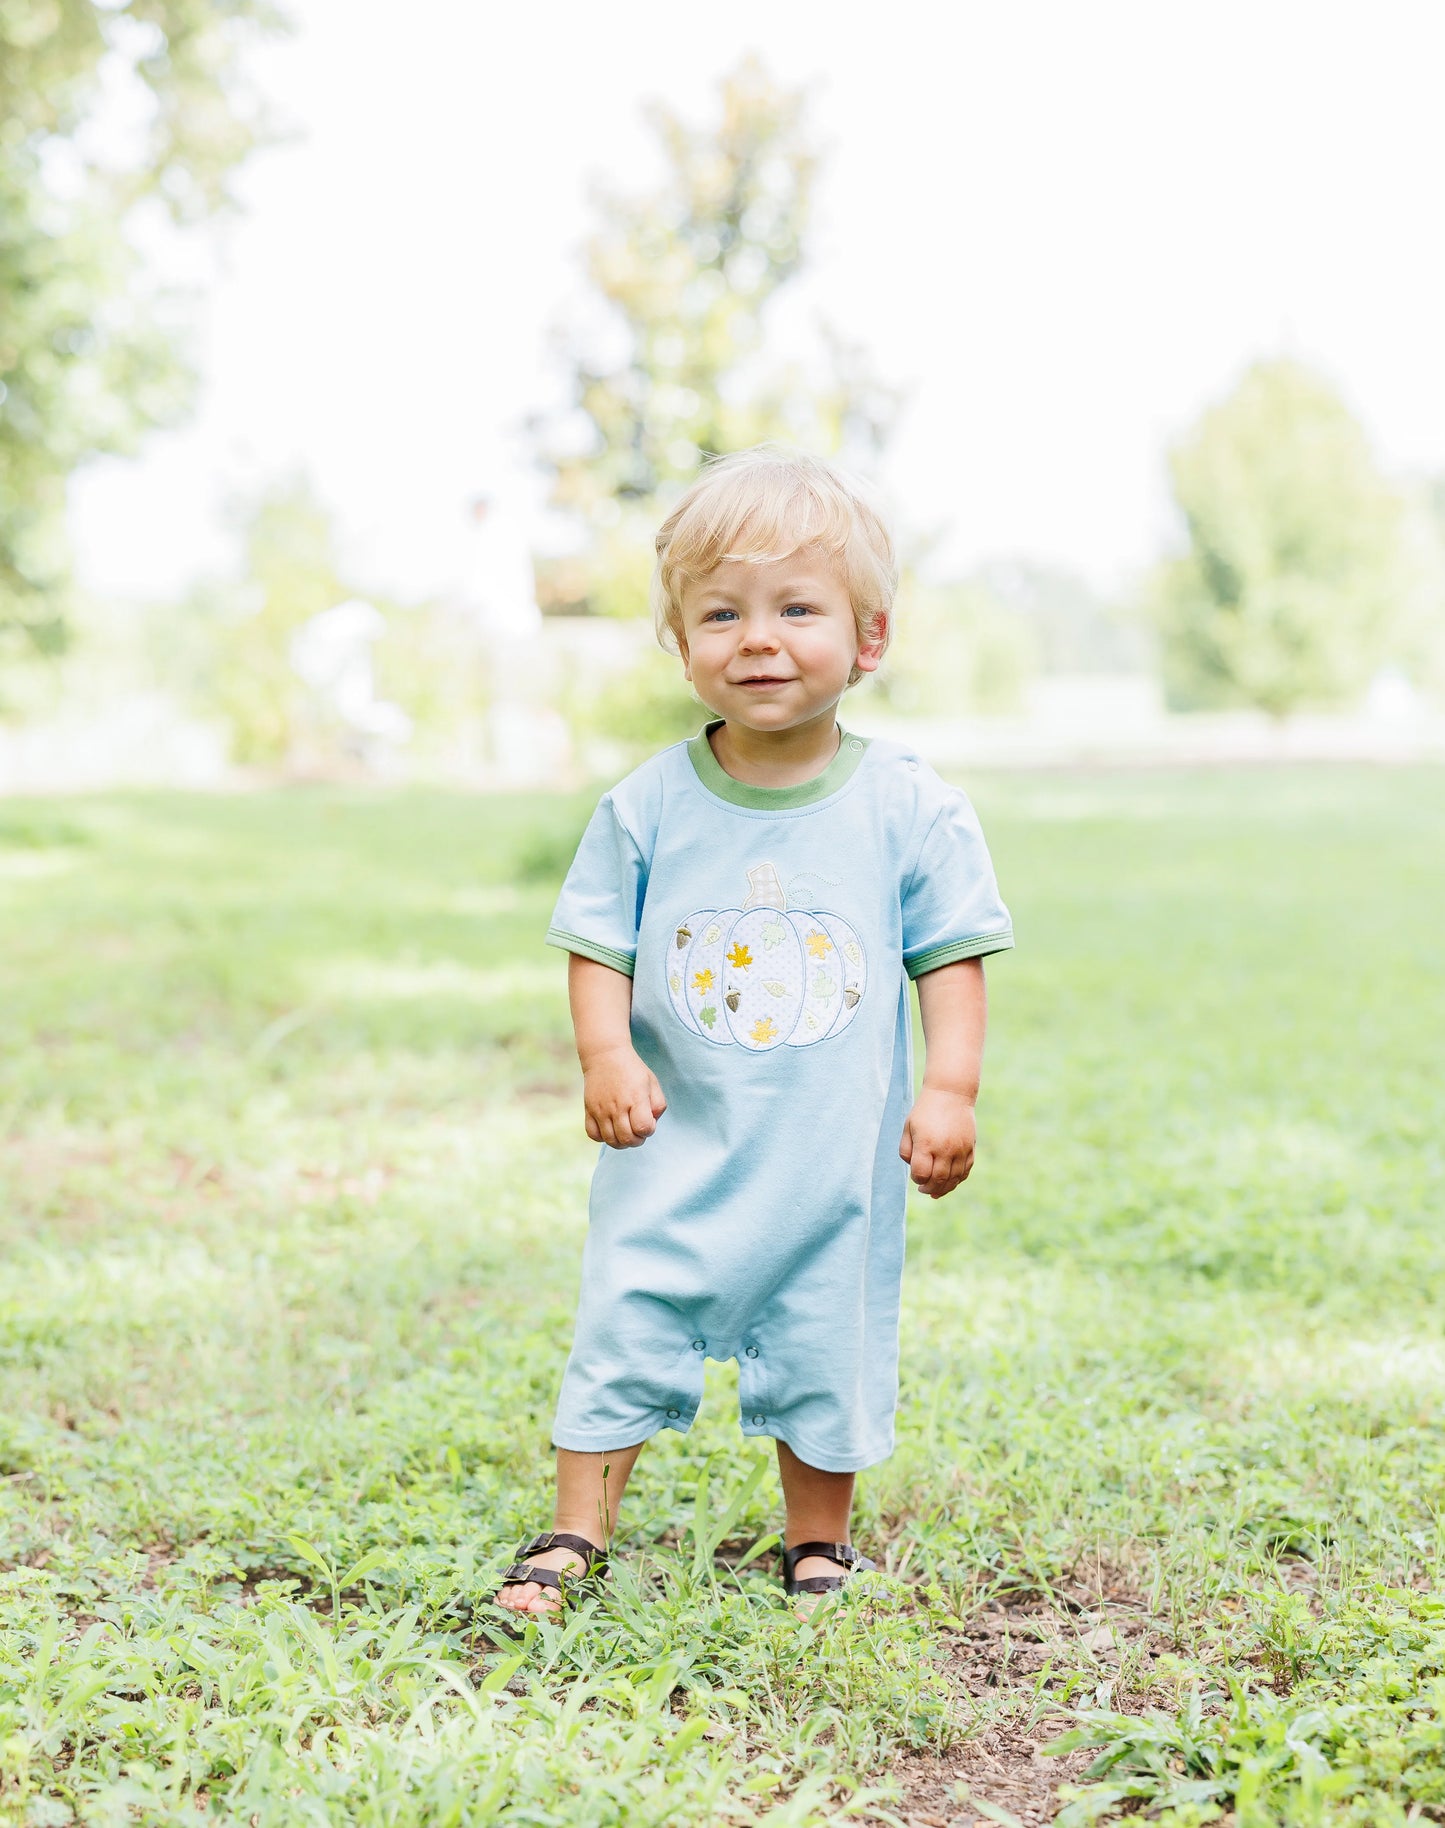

{"left": 899, "top": 1088, "right": 977, "bottom": 1199}
{"left": 581, "top": 1045, "right": 667, "bottom": 1149}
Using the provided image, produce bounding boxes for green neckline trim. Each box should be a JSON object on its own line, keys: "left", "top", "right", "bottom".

{"left": 686, "top": 722, "right": 870, "bottom": 810}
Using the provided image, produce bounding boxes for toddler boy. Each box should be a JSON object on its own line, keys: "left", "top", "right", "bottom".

{"left": 496, "top": 446, "right": 1012, "bottom": 1614}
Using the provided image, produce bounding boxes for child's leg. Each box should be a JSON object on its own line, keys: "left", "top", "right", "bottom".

{"left": 496, "top": 1442, "right": 645, "bottom": 1614}
{"left": 776, "top": 1439, "right": 856, "bottom": 1584}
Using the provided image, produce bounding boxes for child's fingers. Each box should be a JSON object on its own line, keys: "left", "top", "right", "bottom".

{"left": 594, "top": 1081, "right": 666, "bottom": 1148}
{"left": 594, "top": 1103, "right": 629, "bottom": 1148}
{"left": 932, "top": 1148, "right": 977, "bottom": 1196}
{"left": 913, "top": 1145, "right": 964, "bottom": 1196}
{"left": 907, "top": 1130, "right": 978, "bottom": 1195}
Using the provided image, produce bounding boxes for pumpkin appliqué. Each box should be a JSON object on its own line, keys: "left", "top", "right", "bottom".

{"left": 664, "top": 862, "right": 868, "bottom": 1051}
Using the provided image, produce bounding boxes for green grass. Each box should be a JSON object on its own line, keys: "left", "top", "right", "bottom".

{"left": 1, "top": 767, "right": 1443, "bottom": 1826}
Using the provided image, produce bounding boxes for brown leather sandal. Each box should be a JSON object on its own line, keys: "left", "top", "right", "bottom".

{"left": 781, "top": 1539, "right": 876, "bottom": 1598}
{"left": 493, "top": 1531, "right": 609, "bottom": 1608}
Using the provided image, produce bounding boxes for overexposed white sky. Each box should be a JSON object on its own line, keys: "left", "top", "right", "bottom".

{"left": 70, "top": 0, "right": 1445, "bottom": 603}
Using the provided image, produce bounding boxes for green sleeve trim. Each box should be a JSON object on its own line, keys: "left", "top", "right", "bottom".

{"left": 545, "top": 929, "right": 636, "bottom": 978}
{"left": 905, "top": 930, "right": 1015, "bottom": 978}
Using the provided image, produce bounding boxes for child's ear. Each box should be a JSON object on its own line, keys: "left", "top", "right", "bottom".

{"left": 677, "top": 632, "right": 692, "bottom": 682}
{"left": 853, "top": 611, "right": 888, "bottom": 675}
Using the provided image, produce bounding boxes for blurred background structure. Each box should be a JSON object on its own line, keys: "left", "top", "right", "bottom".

{"left": 4, "top": 0, "right": 1445, "bottom": 789}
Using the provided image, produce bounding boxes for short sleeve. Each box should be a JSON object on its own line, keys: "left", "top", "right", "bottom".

{"left": 901, "top": 791, "right": 1014, "bottom": 979}
{"left": 545, "top": 796, "right": 647, "bottom": 978}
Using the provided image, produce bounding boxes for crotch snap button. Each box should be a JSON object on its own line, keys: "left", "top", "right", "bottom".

{"left": 744, "top": 1345, "right": 759, "bottom": 1358}
{"left": 750, "top": 1413, "right": 765, "bottom": 1426}
{"left": 666, "top": 1407, "right": 680, "bottom": 1419}
{"left": 691, "top": 1339, "right": 706, "bottom": 1352}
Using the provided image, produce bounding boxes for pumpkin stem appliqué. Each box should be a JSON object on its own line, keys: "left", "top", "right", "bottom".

{"left": 743, "top": 863, "right": 786, "bottom": 910}
{"left": 665, "top": 864, "right": 868, "bottom": 1051}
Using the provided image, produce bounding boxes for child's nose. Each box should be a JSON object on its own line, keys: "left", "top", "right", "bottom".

{"left": 737, "top": 617, "right": 779, "bottom": 651}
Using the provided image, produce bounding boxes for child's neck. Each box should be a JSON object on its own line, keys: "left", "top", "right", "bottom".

{"left": 708, "top": 710, "right": 843, "bottom": 789}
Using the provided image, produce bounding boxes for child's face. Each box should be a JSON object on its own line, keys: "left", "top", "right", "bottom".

{"left": 677, "top": 548, "right": 884, "bottom": 735}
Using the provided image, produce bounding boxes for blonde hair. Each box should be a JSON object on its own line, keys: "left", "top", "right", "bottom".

{"left": 651, "top": 445, "right": 898, "bottom": 684}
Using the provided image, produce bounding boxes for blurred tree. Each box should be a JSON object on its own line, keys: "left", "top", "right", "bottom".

{"left": 0, "top": 0, "right": 284, "bottom": 674}
{"left": 561, "top": 643, "right": 701, "bottom": 763}
{"left": 1405, "top": 477, "right": 1445, "bottom": 704}
{"left": 533, "top": 55, "right": 898, "bottom": 619}
{"left": 198, "top": 479, "right": 346, "bottom": 765}
{"left": 172, "top": 477, "right": 487, "bottom": 770}
{"left": 874, "top": 579, "right": 1036, "bottom": 719}
{"left": 1150, "top": 360, "right": 1405, "bottom": 715}
{"left": 973, "top": 560, "right": 1150, "bottom": 676}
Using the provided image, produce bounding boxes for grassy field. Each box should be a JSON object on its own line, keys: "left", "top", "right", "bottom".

{"left": 1, "top": 766, "right": 1443, "bottom": 1827}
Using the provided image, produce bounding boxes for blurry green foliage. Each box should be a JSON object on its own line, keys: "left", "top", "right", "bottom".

{"left": 1395, "top": 475, "right": 1445, "bottom": 704}
{"left": 563, "top": 642, "right": 700, "bottom": 763}
{"left": 168, "top": 478, "right": 486, "bottom": 771}
{"left": 0, "top": 0, "right": 285, "bottom": 675}
{"left": 186, "top": 480, "right": 345, "bottom": 765}
{"left": 534, "top": 56, "right": 897, "bottom": 619}
{"left": 875, "top": 579, "right": 1037, "bottom": 717}
{"left": 1150, "top": 360, "right": 1407, "bottom": 715}
{"left": 973, "top": 559, "right": 1149, "bottom": 676}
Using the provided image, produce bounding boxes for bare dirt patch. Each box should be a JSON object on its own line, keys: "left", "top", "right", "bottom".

{"left": 889, "top": 1718, "right": 1090, "bottom": 1827}
{"left": 885, "top": 1572, "right": 1169, "bottom": 1826}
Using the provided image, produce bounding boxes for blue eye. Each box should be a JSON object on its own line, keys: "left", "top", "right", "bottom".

{"left": 782, "top": 604, "right": 814, "bottom": 617}
{"left": 704, "top": 608, "right": 738, "bottom": 623}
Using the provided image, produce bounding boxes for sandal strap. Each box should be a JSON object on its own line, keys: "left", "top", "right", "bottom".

{"left": 518, "top": 1531, "right": 608, "bottom": 1566}
{"left": 496, "top": 1531, "right": 612, "bottom": 1602}
{"left": 499, "top": 1531, "right": 610, "bottom": 1596}
{"left": 502, "top": 1559, "right": 565, "bottom": 1592}
{"left": 780, "top": 1540, "right": 876, "bottom": 1594}
{"left": 782, "top": 1540, "right": 872, "bottom": 1573}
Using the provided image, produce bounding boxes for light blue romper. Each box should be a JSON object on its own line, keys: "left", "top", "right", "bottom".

{"left": 545, "top": 725, "right": 1013, "bottom": 1473}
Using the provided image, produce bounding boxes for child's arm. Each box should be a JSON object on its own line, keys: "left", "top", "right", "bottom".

{"left": 569, "top": 955, "right": 667, "bottom": 1149}
{"left": 899, "top": 958, "right": 987, "bottom": 1200}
